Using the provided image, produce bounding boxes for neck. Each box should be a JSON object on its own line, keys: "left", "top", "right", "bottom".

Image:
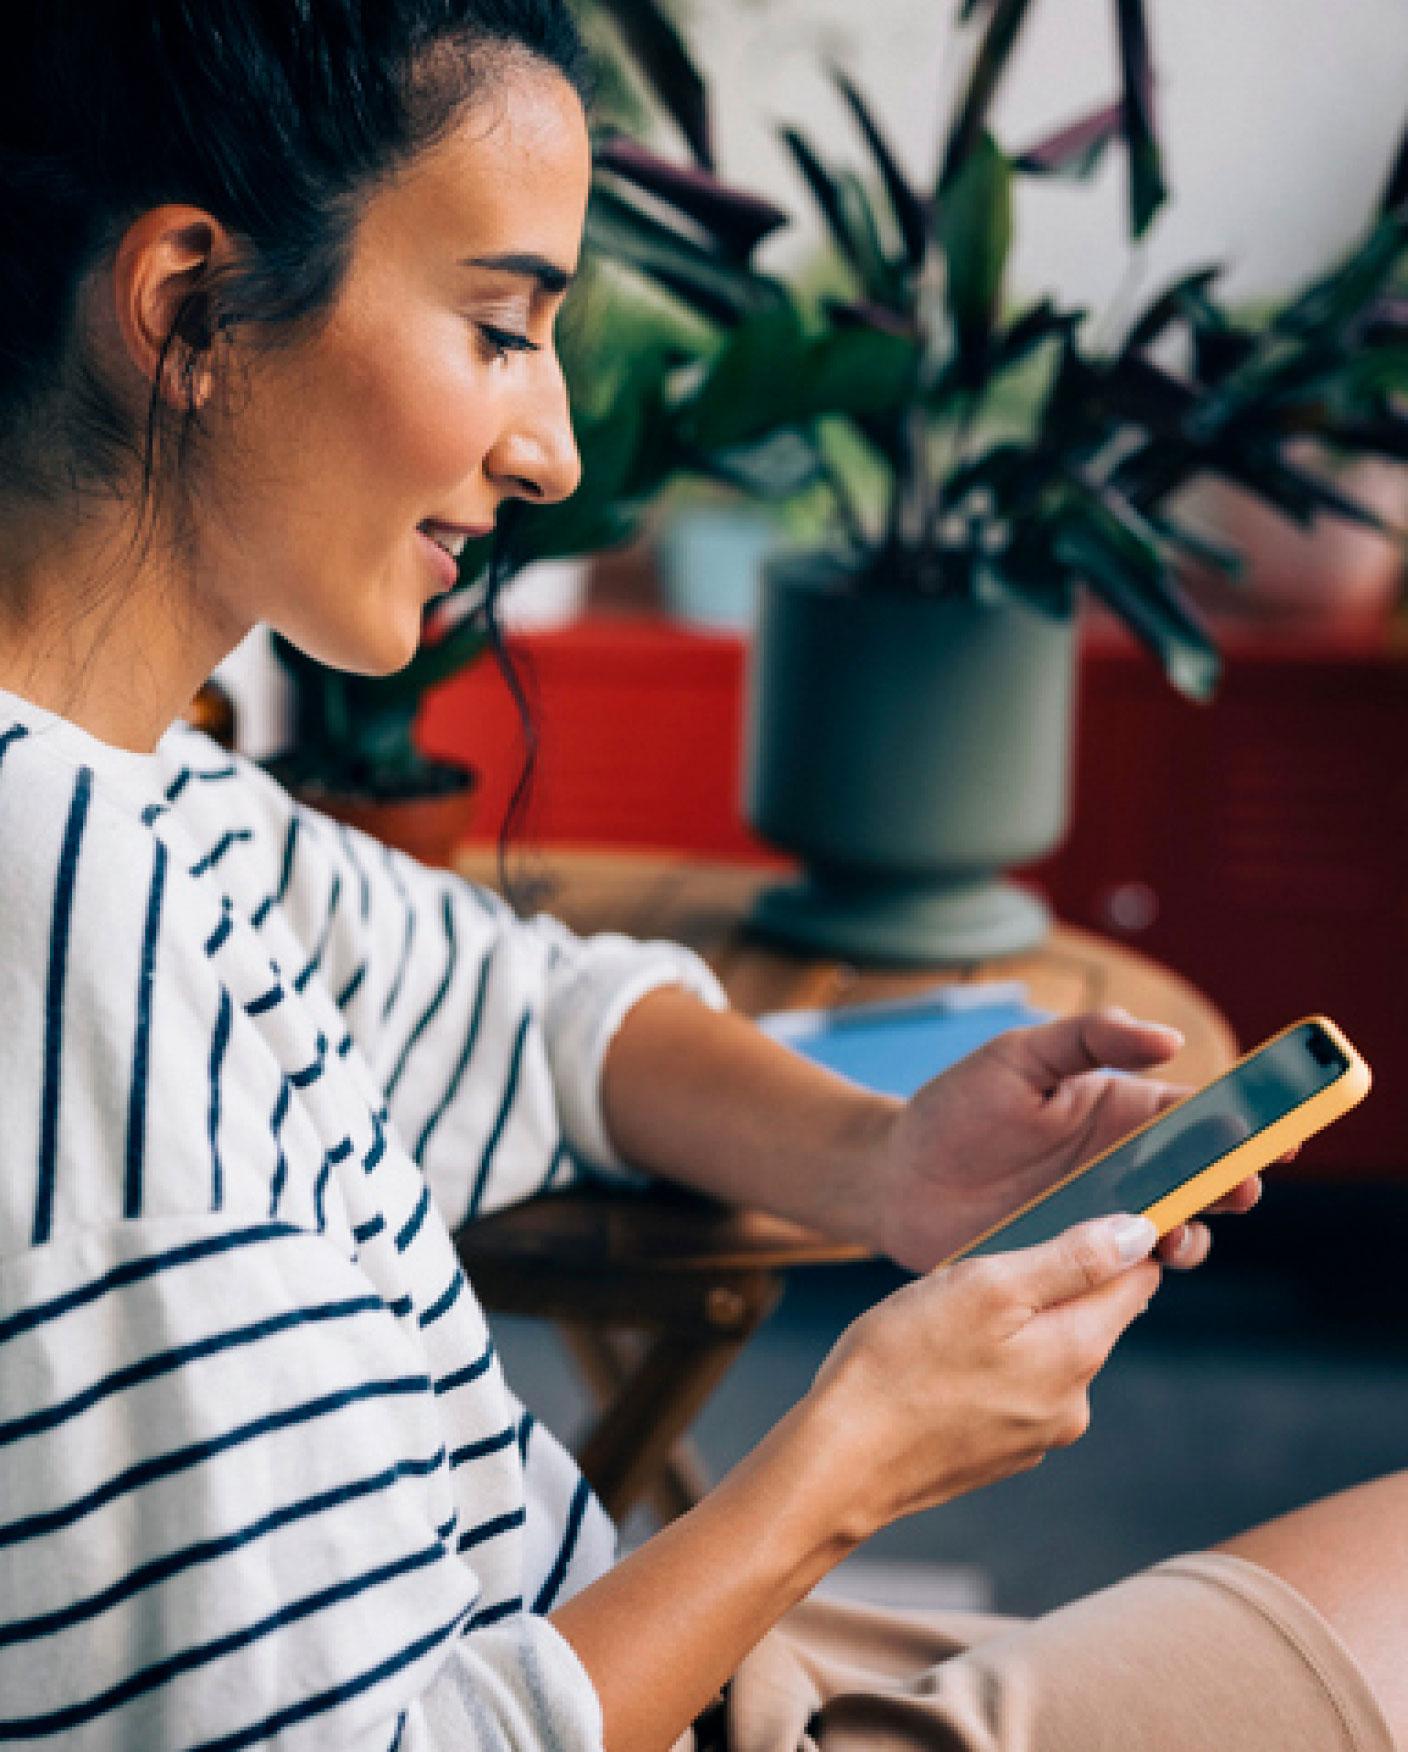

{"left": 0, "top": 495, "right": 242, "bottom": 753}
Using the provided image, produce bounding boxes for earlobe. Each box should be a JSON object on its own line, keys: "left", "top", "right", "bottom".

{"left": 112, "top": 205, "right": 231, "bottom": 411}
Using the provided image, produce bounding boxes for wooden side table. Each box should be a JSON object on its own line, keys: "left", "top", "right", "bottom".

{"left": 453, "top": 850, "right": 1236, "bottom": 1523}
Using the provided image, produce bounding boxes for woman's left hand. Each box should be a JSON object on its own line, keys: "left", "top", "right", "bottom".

{"left": 873, "top": 1006, "right": 1267, "bottom": 1274}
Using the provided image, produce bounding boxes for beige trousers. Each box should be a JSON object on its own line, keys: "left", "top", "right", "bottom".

{"left": 684, "top": 1552, "right": 1395, "bottom": 1751}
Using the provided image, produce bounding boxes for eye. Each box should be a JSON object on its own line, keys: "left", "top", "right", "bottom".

{"left": 475, "top": 323, "right": 541, "bottom": 364}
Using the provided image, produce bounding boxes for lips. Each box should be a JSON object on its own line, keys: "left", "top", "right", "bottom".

{"left": 416, "top": 528, "right": 462, "bottom": 592}
{"left": 415, "top": 519, "right": 493, "bottom": 591}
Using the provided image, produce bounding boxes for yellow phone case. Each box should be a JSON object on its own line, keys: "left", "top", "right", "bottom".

{"left": 952, "top": 1014, "right": 1372, "bottom": 1261}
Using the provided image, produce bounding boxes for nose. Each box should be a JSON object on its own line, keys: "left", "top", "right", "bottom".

{"left": 485, "top": 359, "right": 582, "bottom": 508}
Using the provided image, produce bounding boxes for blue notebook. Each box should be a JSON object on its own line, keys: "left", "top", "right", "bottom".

{"left": 759, "top": 982, "right": 1049, "bottom": 1099}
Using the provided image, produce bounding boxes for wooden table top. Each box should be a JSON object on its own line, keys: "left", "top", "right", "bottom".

{"left": 452, "top": 848, "right": 1238, "bottom": 1276}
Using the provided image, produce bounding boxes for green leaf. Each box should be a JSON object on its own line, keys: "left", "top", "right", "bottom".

{"left": 585, "top": 187, "right": 781, "bottom": 326}
{"left": 830, "top": 64, "right": 929, "bottom": 269}
{"left": 935, "top": 132, "right": 1013, "bottom": 384}
{"left": 1053, "top": 495, "right": 1220, "bottom": 701}
{"left": 1273, "top": 219, "right": 1406, "bottom": 341}
{"left": 940, "top": 0, "right": 1036, "bottom": 192}
{"left": 1113, "top": 0, "right": 1168, "bottom": 239}
{"left": 779, "top": 126, "right": 901, "bottom": 300}
{"left": 590, "top": 0, "right": 714, "bottom": 168}
{"left": 1121, "top": 266, "right": 1223, "bottom": 353}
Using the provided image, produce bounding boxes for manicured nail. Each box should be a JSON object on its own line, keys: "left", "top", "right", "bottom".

{"left": 1110, "top": 1215, "right": 1158, "bottom": 1263}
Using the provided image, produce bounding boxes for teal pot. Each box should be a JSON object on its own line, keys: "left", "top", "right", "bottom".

{"left": 743, "top": 551, "right": 1077, "bottom": 963}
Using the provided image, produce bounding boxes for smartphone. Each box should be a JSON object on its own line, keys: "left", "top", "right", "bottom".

{"left": 949, "top": 1015, "right": 1371, "bottom": 1263}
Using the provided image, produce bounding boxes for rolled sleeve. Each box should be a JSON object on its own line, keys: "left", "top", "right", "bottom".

{"left": 527, "top": 915, "right": 729, "bottom": 1177}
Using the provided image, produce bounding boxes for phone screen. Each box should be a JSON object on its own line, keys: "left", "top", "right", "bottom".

{"left": 962, "top": 1022, "right": 1349, "bottom": 1258}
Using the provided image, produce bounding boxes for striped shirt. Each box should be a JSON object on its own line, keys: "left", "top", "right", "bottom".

{"left": 0, "top": 686, "right": 727, "bottom": 1750}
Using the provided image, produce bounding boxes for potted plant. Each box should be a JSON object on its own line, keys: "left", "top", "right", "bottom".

{"left": 585, "top": 0, "right": 1408, "bottom": 960}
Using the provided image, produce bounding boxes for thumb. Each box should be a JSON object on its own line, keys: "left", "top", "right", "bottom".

{"left": 999, "top": 1214, "right": 1160, "bottom": 1313}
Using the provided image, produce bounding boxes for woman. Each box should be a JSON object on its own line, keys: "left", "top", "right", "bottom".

{"left": 0, "top": 4, "right": 1399, "bottom": 1748}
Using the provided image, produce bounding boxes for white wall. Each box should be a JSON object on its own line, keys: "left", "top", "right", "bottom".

{"left": 685, "top": 0, "right": 1408, "bottom": 308}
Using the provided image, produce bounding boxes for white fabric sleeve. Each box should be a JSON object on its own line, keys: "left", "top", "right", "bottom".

{"left": 520, "top": 911, "right": 730, "bottom": 1175}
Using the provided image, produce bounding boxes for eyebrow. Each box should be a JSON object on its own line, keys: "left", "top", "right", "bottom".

{"left": 462, "top": 252, "right": 576, "bottom": 296}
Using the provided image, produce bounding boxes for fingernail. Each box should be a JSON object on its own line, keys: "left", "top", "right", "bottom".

{"left": 1110, "top": 1215, "right": 1158, "bottom": 1263}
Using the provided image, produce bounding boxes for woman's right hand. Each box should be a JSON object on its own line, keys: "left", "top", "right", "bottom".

{"left": 806, "top": 1215, "right": 1162, "bottom": 1543}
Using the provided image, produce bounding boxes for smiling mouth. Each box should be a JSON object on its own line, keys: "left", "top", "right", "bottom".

{"left": 418, "top": 519, "right": 493, "bottom": 560}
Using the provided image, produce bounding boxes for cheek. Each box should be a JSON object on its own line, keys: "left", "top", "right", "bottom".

{"left": 330, "top": 316, "right": 498, "bottom": 510}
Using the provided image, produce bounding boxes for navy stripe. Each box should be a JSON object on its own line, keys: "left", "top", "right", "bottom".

{"left": 388, "top": 1712, "right": 408, "bottom": 1752}
{"left": 394, "top": 1184, "right": 431, "bottom": 1253}
{"left": 294, "top": 872, "right": 342, "bottom": 994}
{"left": 267, "top": 1081, "right": 292, "bottom": 1218}
{"left": 276, "top": 816, "right": 300, "bottom": 899}
{"left": 164, "top": 767, "right": 192, "bottom": 803}
{"left": 455, "top": 1506, "right": 525, "bottom": 1555}
{"left": 466, "top": 1596, "right": 522, "bottom": 1631}
{"left": 379, "top": 848, "right": 417, "bottom": 1024}
{"left": 464, "top": 1009, "right": 532, "bottom": 1220}
{"left": 0, "top": 1543, "right": 449, "bottom": 1739}
{"left": 335, "top": 822, "right": 373, "bottom": 922}
{"left": 124, "top": 839, "right": 168, "bottom": 1219}
{"left": 34, "top": 766, "right": 92, "bottom": 1245}
{"left": 533, "top": 1475, "right": 592, "bottom": 1613}
{"left": 0, "top": 1297, "right": 384, "bottom": 1449}
{"left": 412, "top": 947, "right": 496, "bottom": 1167}
{"left": 362, "top": 1115, "right": 387, "bottom": 1176}
{"left": 417, "top": 1269, "right": 465, "bottom": 1329}
{"left": 0, "top": 1446, "right": 444, "bottom": 1651}
{"left": 352, "top": 1214, "right": 385, "bottom": 1245}
{"left": 385, "top": 893, "right": 458, "bottom": 1100}
{"left": 448, "top": 1425, "right": 515, "bottom": 1470}
{"left": 433, "top": 1340, "right": 495, "bottom": 1396}
{"left": 140, "top": 801, "right": 169, "bottom": 827}
{"left": 207, "top": 989, "right": 233, "bottom": 1211}
{"left": 537, "top": 1141, "right": 573, "bottom": 1196}
{"left": 186, "top": 1599, "right": 475, "bottom": 1752}
{"left": 516, "top": 1409, "right": 536, "bottom": 1461}
{"left": 0, "top": 721, "right": 30, "bottom": 763}
{"left": 188, "top": 827, "right": 254, "bottom": 877}
{"left": 0, "top": 1375, "right": 430, "bottom": 1553}
{"left": 290, "top": 1031, "right": 329, "bottom": 1089}
{"left": 204, "top": 910, "right": 233, "bottom": 956}
{"left": 387, "top": 1294, "right": 414, "bottom": 1318}
{"left": 0, "top": 1224, "right": 303, "bottom": 1349}
{"left": 335, "top": 960, "right": 369, "bottom": 1010}
{"left": 245, "top": 981, "right": 285, "bottom": 1016}
{"left": 194, "top": 762, "right": 239, "bottom": 782}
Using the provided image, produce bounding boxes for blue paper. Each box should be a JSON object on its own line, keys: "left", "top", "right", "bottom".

{"left": 760, "top": 987, "right": 1049, "bottom": 1099}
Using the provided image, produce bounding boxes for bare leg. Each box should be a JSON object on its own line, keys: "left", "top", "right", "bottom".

{"left": 1215, "top": 1470, "right": 1408, "bottom": 1739}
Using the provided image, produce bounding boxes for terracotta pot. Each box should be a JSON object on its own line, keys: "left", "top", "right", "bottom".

{"left": 1173, "top": 456, "right": 1407, "bottom": 634}
{"left": 295, "top": 771, "right": 477, "bottom": 868}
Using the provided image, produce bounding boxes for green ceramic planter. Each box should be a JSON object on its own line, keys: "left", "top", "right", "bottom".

{"left": 743, "top": 551, "right": 1077, "bottom": 963}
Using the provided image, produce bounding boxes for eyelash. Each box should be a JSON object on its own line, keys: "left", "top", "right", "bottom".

{"left": 476, "top": 323, "right": 540, "bottom": 362}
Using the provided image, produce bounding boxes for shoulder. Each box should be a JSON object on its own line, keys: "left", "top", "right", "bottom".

{"left": 0, "top": 730, "right": 330, "bottom": 1255}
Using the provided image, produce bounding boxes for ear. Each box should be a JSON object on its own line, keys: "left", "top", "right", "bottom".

{"left": 111, "top": 206, "right": 236, "bottom": 412}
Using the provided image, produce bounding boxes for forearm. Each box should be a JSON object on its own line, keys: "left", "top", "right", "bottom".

{"left": 600, "top": 987, "right": 899, "bottom": 1248}
{"left": 551, "top": 1390, "right": 862, "bottom": 1752}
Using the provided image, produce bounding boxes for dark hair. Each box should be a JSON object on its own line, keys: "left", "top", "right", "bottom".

{"left": 0, "top": 0, "right": 588, "bottom": 507}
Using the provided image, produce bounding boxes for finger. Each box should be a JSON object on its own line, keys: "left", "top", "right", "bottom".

{"left": 1156, "top": 1221, "right": 1211, "bottom": 1270}
{"left": 1005, "top": 1007, "right": 1185, "bottom": 1091}
{"left": 1203, "top": 1175, "right": 1263, "bottom": 1215}
{"left": 982, "top": 1213, "right": 1161, "bottom": 1314}
{"left": 1037, "top": 1254, "right": 1163, "bottom": 1375}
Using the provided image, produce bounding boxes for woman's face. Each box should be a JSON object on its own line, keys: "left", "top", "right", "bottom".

{"left": 197, "top": 60, "right": 590, "bottom": 674}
